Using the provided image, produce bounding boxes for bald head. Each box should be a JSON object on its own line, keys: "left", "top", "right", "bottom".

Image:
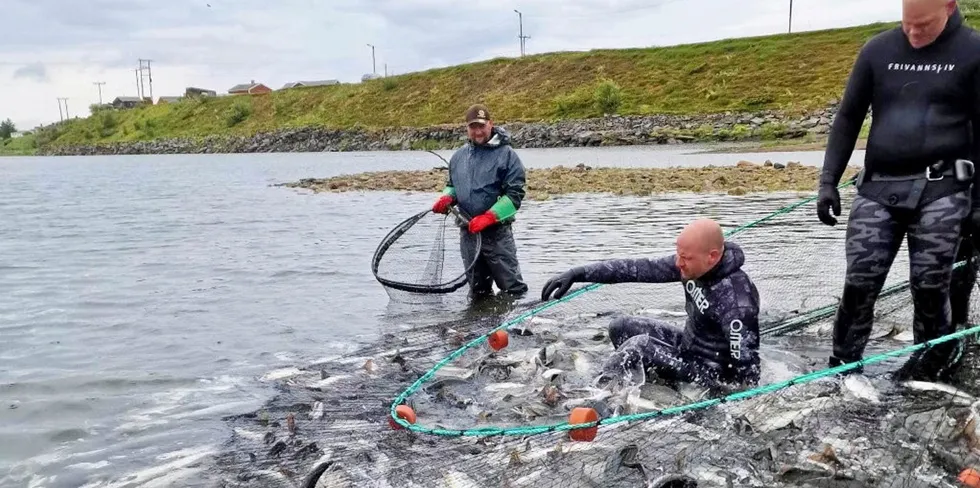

{"left": 903, "top": 0, "right": 956, "bottom": 48}
{"left": 674, "top": 219, "right": 725, "bottom": 280}
{"left": 679, "top": 219, "right": 724, "bottom": 252}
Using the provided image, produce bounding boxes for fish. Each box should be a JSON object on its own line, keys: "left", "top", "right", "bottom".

{"left": 260, "top": 367, "right": 304, "bottom": 382}
{"left": 307, "top": 374, "right": 352, "bottom": 390}
{"left": 529, "top": 316, "right": 560, "bottom": 326}
{"left": 572, "top": 351, "right": 593, "bottom": 375}
{"left": 433, "top": 366, "right": 474, "bottom": 381}
{"left": 309, "top": 402, "right": 324, "bottom": 420}
{"left": 541, "top": 368, "right": 566, "bottom": 385}
{"left": 900, "top": 381, "right": 976, "bottom": 405}
{"left": 483, "top": 382, "right": 527, "bottom": 393}
{"left": 893, "top": 330, "right": 915, "bottom": 342}
{"left": 842, "top": 374, "right": 880, "bottom": 404}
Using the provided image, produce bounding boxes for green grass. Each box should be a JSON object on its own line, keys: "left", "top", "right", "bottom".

{"left": 0, "top": 134, "right": 38, "bottom": 156}
{"left": 39, "top": 6, "right": 980, "bottom": 150}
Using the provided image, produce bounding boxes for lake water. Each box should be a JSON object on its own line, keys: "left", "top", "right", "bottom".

{"left": 0, "top": 144, "right": 879, "bottom": 487}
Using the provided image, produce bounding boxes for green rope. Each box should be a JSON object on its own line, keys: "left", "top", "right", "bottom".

{"left": 391, "top": 322, "right": 980, "bottom": 436}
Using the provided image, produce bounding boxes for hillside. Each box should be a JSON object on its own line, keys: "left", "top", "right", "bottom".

{"left": 31, "top": 6, "right": 980, "bottom": 153}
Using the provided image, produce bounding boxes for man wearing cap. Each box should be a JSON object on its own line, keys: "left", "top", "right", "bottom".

{"left": 431, "top": 104, "right": 530, "bottom": 299}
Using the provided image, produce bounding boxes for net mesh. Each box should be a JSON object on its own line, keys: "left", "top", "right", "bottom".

{"left": 214, "top": 182, "right": 980, "bottom": 488}
{"left": 372, "top": 208, "right": 481, "bottom": 297}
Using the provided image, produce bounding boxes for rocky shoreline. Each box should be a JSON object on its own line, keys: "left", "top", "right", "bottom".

{"left": 38, "top": 102, "right": 842, "bottom": 156}
{"left": 278, "top": 160, "right": 860, "bottom": 200}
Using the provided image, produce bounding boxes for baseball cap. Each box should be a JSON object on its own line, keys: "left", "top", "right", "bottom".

{"left": 465, "top": 104, "right": 490, "bottom": 125}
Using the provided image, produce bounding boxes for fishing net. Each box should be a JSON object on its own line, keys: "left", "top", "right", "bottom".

{"left": 371, "top": 206, "right": 481, "bottom": 298}
{"left": 215, "top": 180, "right": 980, "bottom": 488}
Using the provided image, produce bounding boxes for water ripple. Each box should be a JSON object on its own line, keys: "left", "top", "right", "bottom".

{"left": 0, "top": 148, "right": 881, "bottom": 486}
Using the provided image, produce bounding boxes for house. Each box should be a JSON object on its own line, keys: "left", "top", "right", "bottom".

{"left": 228, "top": 80, "right": 272, "bottom": 95}
{"left": 185, "top": 87, "right": 217, "bottom": 98}
{"left": 10, "top": 131, "right": 24, "bottom": 139}
{"left": 361, "top": 73, "right": 381, "bottom": 82}
{"left": 111, "top": 96, "right": 145, "bottom": 109}
{"left": 157, "top": 96, "right": 183, "bottom": 104}
{"left": 281, "top": 80, "right": 340, "bottom": 90}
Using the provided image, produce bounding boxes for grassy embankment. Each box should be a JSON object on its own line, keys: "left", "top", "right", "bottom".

{"left": 27, "top": 3, "right": 980, "bottom": 155}
{"left": 0, "top": 134, "right": 38, "bottom": 156}
{"left": 35, "top": 20, "right": 916, "bottom": 152}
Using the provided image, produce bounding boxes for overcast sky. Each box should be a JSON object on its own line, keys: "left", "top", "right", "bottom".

{"left": 0, "top": 0, "right": 902, "bottom": 130}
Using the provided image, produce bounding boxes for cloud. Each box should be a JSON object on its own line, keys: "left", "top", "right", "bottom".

{"left": 0, "top": 0, "right": 901, "bottom": 130}
{"left": 12, "top": 63, "right": 48, "bottom": 82}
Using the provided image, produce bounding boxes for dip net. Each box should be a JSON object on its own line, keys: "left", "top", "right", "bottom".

{"left": 216, "top": 179, "right": 980, "bottom": 488}
{"left": 371, "top": 206, "right": 481, "bottom": 298}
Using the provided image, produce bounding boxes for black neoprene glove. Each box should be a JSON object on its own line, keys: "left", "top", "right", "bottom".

{"left": 541, "top": 268, "right": 584, "bottom": 301}
{"left": 816, "top": 184, "right": 842, "bottom": 226}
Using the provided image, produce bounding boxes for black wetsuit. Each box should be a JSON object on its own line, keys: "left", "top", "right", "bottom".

{"left": 817, "top": 7, "right": 980, "bottom": 380}
{"left": 541, "top": 242, "right": 761, "bottom": 389}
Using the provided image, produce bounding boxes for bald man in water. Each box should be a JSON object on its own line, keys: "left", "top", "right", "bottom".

{"left": 817, "top": 0, "right": 980, "bottom": 381}
{"left": 541, "top": 219, "right": 761, "bottom": 392}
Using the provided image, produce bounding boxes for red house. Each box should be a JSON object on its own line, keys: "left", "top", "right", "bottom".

{"left": 228, "top": 81, "right": 272, "bottom": 95}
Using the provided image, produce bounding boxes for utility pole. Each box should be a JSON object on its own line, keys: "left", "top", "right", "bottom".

{"left": 93, "top": 81, "right": 106, "bottom": 105}
{"left": 139, "top": 59, "right": 153, "bottom": 100}
{"left": 56, "top": 98, "right": 64, "bottom": 122}
{"left": 514, "top": 9, "right": 531, "bottom": 56}
{"left": 367, "top": 44, "right": 376, "bottom": 74}
{"left": 135, "top": 68, "right": 143, "bottom": 98}
{"left": 788, "top": 0, "right": 793, "bottom": 33}
{"left": 139, "top": 65, "right": 145, "bottom": 100}
{"left": 57, "top": 98, "right": 69, "bottom": 120}
{"left": 384, "top": 63, "right": 388, "bottom": 77}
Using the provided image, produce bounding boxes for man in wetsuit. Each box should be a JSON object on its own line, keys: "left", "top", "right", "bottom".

{"left": 540, "top": 219, "right": 762, "bottom": 392}
{"left": 816, "top": 0, "right": 980, "bottom": 381}
{"left": 431, "top": 104, "right": 530, "bottom": 299}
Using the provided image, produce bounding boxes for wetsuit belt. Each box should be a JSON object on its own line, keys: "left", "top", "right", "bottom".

{"left": 865, "top": 159, "right": 963, "bottom": 182}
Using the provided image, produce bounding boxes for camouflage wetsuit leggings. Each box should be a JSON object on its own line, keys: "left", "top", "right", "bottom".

{"left": 603, "top": 317, "right": 722, "bottom": 388}
{"left": 833, "top": 190, "right": 971, "bottom": 364}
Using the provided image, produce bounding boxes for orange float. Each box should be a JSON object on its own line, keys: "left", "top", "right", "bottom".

{"left": 388, "top": 404, "right": 417, "bottom": 430}
{"left": 568, "top": 407, "right": 599, "bottom": 442}
{"left": 959, "top": 468, "right": 980, "bottom": 488}
{"left": 488, "top": 330, "right": 509, "bottom": 351}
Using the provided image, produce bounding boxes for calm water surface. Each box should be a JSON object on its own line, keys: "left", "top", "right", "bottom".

{"left": 0, "top": 145, "right": 880, "bottom": 487}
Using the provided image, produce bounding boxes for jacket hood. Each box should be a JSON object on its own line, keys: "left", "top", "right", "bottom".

{"left": 699, "top": 241, "right": 745, "bottom": 283}
{"left": 928, "top": 5, "right": 963, "bottom": 46}
{"left": 471, "top": 126, "right": 512, "bottom": 149}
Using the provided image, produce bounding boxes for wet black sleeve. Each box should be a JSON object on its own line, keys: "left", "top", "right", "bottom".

{"left": 972, "top": 65, "right": 980, "bottom": 208}
{"left": 575, "top": 255, "right": 682, "bottom": 284}
{"left": 821, "top": 45, "right": 875, "bottom": 187}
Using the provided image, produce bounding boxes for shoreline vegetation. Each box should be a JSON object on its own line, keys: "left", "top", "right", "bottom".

{"left": 17, "top": 16, "right": 913, "bottom": 157}
{"left": 16, "top": 5, "right": 980, "bottom": 158}
{"left": 276, "top": 160, "right": 861, "bottom": 200}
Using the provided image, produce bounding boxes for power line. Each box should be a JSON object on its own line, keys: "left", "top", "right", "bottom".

{"left": 93, "top": 81, "right": 106, "bottom": 105}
